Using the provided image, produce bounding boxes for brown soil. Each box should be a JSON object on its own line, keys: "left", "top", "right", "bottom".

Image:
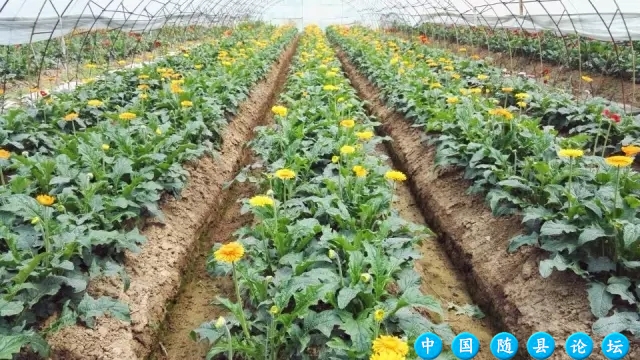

{"left": 336, "top": 47, "right": 639, "bottom": 359}
{"left": 149, "top": 179, "right": 254, "bottom": 360}
{"left": 45, "top": 37, "right": 299, "bottom": 360}
{"left": 426, "top": 38, "right": 640, "bottom": 112}
{"left": 376, "top": 145, "right": 496, "bottom": 359}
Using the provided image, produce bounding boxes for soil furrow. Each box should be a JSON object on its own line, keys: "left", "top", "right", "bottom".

{"left": 45, "top": 36, "right": 299, "bottom": 360}
{"left": 375, "top": 145, "right": 496, "bottom": 359}
{"left": 335, "top": 46, "right": 636, "bottom": 359}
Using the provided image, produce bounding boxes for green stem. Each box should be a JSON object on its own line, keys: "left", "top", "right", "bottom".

{"left": 224, "top": 325, "right": 234, "bottom": 360}
{"left": 612, "top": 167, "right": 621, "bottom": 264}
{"left": 601, "top": 121, "right": 613, "bottom": 157}
{"left": 232, "top": 263, "right": 251, "bottom": 339}
{"left": 335, "top": 252, "right": 345, "bottom": 287}
{"left": 0, "top": 166, "right": 5, "bottom": 186}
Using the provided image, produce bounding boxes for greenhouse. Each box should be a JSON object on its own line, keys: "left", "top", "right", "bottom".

{"left": 2, "top": 0, "right": 640, "bottom": 359}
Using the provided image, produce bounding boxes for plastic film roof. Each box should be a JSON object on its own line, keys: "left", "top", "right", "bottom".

{"left": 0, "top": 0, "right": 640, "bottom": 44}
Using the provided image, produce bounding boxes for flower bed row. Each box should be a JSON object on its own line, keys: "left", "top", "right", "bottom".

{"left": 406, "top": 23, "right": 640, "bottom": 82}
{"left": 328, "top": 25, "right": 640, "bottom": 337}
{"left": 0, "top": 25, "right": 215, "bottom": 86}
{"left": 192, "top": 25, "right": 454, "bottom": 360}
{"left": 0, "top": 23, "right": 296, "bottom": 358}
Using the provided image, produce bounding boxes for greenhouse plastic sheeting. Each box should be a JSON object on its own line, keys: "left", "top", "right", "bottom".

{"left": 2, "top": 0, "right": 640, "bottom": 44}
{"left": 418, "top": 13, "right": 640, "bottom": 42}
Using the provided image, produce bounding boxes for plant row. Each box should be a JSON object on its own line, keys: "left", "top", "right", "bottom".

{"left": 0, "top": 23, "right": 296, "bottom": 358}
{"left": 192, "top": 25, "right": 454, "bottom": 360}
{"left": 404, "top": 23, "right": 639, "bottom": 82}
{"left": 328, "top": 25, "right": 640, "bottom": 337}
{"left": 0, "top": 25, "right": 224, "bottom": 85}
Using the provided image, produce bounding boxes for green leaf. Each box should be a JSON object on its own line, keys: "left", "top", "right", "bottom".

{"left": 539, "top": 220, "right": 578, "bottom": 236}
{"left": 592, "top": 312, "right": 640, "bottom": 335}
{"left": 508, "top": 232, "right": 538, "bottom": 253}
{"left": 578, "top": 225, "right": 607, "bottom": 245}
{"left": 396, "top": 269, "right": 421, "bottom": 293}
{"left": 606, "top": 277, "right": 635, "bottom": 304}
{"left": 0, "top": 335, "right": 29, "bottom": 360}
{"left": 77, "top": 294, "right": 131, "bottom": 328}
{"left": 587, "top": 282, "right": 614, "bottom": 318}
{"left": 498, "top": 179, "right": 532, "bottom": 192}
{"left": 447, "top": 302, "right": 485, "bottom": 319}
{"left": 399, "top": 287, "right": 442, "bottom": 315}
{"left": 0, "top": 299, "right": 24, "bottom": 316}
{"left": 337, "top": 287, "right": 360, "bottom": 309}
{"left": 338, "top": 312, "right": 373, "bottom": 353}
{"left": 303, "top": 310, "right": 341, "bottom": 337}
{"left": 623, "top": 223, "right": 640, "bottom": 248}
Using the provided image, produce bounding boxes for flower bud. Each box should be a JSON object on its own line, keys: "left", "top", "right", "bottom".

{"left": 269, "top": 305, "right": 279, "bottom": 315}
{"left": 265, "top": 276, "right": 273, "bottom": 282}
{"left": 360, "top": 273, "right": 371, "bottom": 283}
{"left": 328, "top": 249, "right": 336, "bottom": 259}
{"left": 215, "top": 316, "right": 225, "bottom": 328}
{"left": 30, "top": 217, "right": 40, "bottom": 225}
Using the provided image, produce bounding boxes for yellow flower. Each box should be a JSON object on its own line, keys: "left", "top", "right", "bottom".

{"left": 64, "top": 113, "right": 79, "bottom": 121}
{"left": 332, "top": 155, "right": 340, "bottom": 163}
{"left": 272, "top": 105, "right": 288, "bottom": 117}
{"left": 137, "top": 84, "right": 150, "bottom": 91}
{"left": 443, "top": 65, "right": 454, "bottom": 71}
{"left": 581, "top": 75, "right": 593, "bottom": 83}
{"left": 0, "top": 149, "right": 10, "bottom": 160}
{"left": 340, "top": 119, "right": 355, "bottom": 128}
{"left": 385, "top": 170, "right": 407, "bottom": 182}
{"left": 84, "top": 63, "right": 97, "bottom": 69}
{"left": 430, "top": 82, "right": 442, "bottom": 89}
{"left": 558, "top": 149, "right": 584, "bottom": 158}
{"left": 155, "top": 128, "right": 162, "bottom": 135}
{"left": 352, "top": 165, "right": 368, "bottom": 177}
{"left": 374, "top": 309, "right": 385, "bottom": 322}
{"left": 140, "top": 93, "right": 149, "bottom": 100}
{"left": 360, "top": 273, "right": 371, "bottom": 283}
{"left": 323, "top": 84, "right": 338, "bottom": 91}
{"left": 355, "top": 131, "right": 374, "bottom": 141}
{"left": 325, "top": 71, "right": 337, "bottom": 78}
{"left": 477, "top": 74, "right": 489, "bottom": 81}
{"left": 87, "top": 99, "right": 103, "bottom": 107}
{"left": 470, "top": 88, "right": 482, "bottom": 95}
{"left": 502, "top": 87, "right": 513, "bottom": 93}
{"left": 390, "top": 57, "right": 399, "bottom": 65}
{"left": 337, "top": 97, "right": 345, "bottom": 102}
{"left": 138, "top": 75, "right": 150, "bottom": 80}
{"left": 181, "top": 100, "right": 193, "bottom": 108}
{"left": 269, "top": 305, "right": 279, "bottom": 315}
{"left": 214, "top": 242, "right": 245, "bottom": 263}
{"left": 451, "top": 73, "right": 460, "bottom": 79}
{"left": 340, "top": 145, "right": 355, "bottom": 155}
{"left": 515, "top": 93, "right": 529, "bottom": 100}
{"left": 119, "top": 112, "right": 136, "bottom": 121}
{"left": 459, "top": 88, "right": 469, "bottom": 96}
{"left": 215, "top": 316, "right": 225, "bottom": 328}
{"left": 117, "top": 60, "right": 126, "bottom": 66}
{"left": 622, "top": 145, "right": 640, "bottom": 157}
{"left": 275, "top": 168, "right": 296, "bottom": 180}
{"left": 249, "top": 195, "right": 274, "bottom": 207}
{"left": 517, "top": 101, "right": 527, "bottom": 108}
{"left": 458, "top": 48, "right": 467, "bottom": 52}
{"left": 101, "top": 144, "right": 110, "bottom": 151}
{"left": 605, "top": 155, "right": 633, "bottom": 168}
{"left": 488, "top": 108, "right": 514, "bottom": 120}
{"left": 471, "top": 55, "right": 480, "bottom": 60}
{"left": 371, "top": 335, "right": 409, "bottom": 356}
{"left": 446, "top": 97, "right": 459, "bottom": 105}
{"left": 370, "top": 351, "right": 404, "bottom": 360}
{"left": 194, "top": 64, "right": 203, "bottom": 70}
{"left": 36, "top": 194, "right": 55, "bottom": 206}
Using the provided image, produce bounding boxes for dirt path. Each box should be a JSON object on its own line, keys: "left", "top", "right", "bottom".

{"left": 376, "top": 144, "right": 497, "bottom": 358}
{"left": 149, "top": 178, "right": 254, "bottom": 360}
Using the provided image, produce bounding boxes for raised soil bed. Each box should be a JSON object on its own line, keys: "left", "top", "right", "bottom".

{"left": 336, "top": 47, "right": 640, "bottom": 359}
{"left": 44, "top": 37, "right": 299, "bottom": 360}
